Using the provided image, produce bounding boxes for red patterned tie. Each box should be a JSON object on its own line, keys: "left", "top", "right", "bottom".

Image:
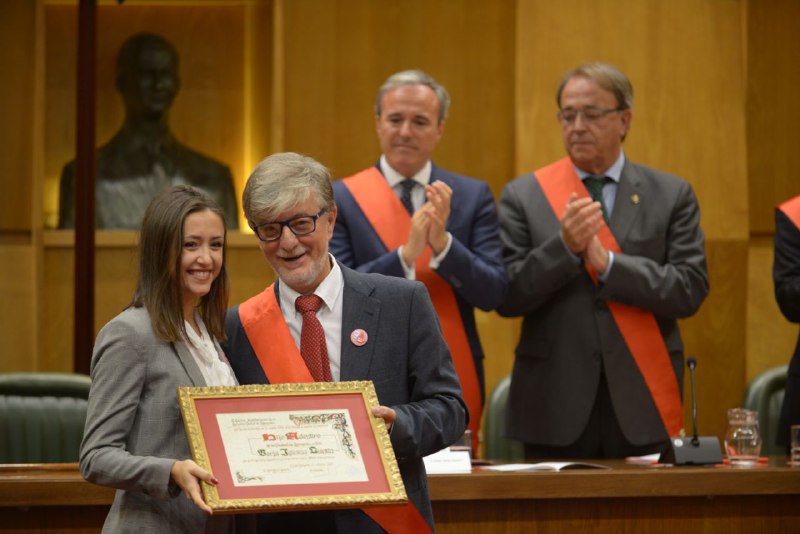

{"left": 295, "top": 295, "right": 332, "bottom": 382}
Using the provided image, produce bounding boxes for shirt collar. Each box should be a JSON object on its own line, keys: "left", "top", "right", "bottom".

{"left": 184, "top": 311, "right": 208, "bottom": 345}
{"left": 278, "top": 254, "right": 343, "bottom": 318}
{"left": 574, "top": 150, "right": 626, "bottom": 183}
{"left": 379, "top": 154, "right": 432, "bottom": 188}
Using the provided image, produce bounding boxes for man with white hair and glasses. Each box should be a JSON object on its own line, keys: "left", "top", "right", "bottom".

{"left": 498, "top": 62, "right": 708, "bottom": 459}
{"left": 224, "top": 152, "right": 466, "bottom": 532}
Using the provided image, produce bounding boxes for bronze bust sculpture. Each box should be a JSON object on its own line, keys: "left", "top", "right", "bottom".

{"left": 59, "top": 32, "right": 239, "bottom": 229}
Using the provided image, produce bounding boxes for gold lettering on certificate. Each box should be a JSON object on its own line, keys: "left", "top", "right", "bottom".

{"left": 216, "top": 409, "right": 368, "bottom": 486}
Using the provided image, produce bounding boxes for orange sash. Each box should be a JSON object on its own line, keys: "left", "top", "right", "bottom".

{"left": 535, "top": 158, "right": 683, "bottom": 437}
{"left": 341, "top": 167, "right": 482, "bottom": 452}
{"left": 238, "top": 284, "right": 432, "bottom": 534}
{"left": 778, "top": 195, "right": 800, "bottom": 230}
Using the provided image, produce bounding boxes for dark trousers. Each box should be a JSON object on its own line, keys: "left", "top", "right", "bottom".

{"left": 524, "top": 371, "right": 668, "bottom": 459}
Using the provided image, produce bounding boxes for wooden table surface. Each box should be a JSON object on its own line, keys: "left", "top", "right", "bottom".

{"left": 2, "top": 459, "right": 800, "bottom": 532}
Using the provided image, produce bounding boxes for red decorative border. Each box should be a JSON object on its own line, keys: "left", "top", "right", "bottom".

{"left": 194, "top": 393, "right": 390, "bottom": 500}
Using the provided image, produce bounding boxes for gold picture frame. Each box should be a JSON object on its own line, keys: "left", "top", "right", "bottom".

{"left": 178, "top": 381, "right": 407, "bottom": 514}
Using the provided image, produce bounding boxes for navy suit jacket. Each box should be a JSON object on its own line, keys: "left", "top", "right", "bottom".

{"left": 224, "top": 264, "right": 467, "bottom": 533}
{"left": 774, "top": 206, "right": 800, "bottom": 446}
{"left": 330, "top": 162, "right": 507, "bottom": 395}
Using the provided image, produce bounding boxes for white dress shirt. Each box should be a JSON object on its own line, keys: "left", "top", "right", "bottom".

{"left": 184, "top": 313, "right": 237, "bottom": 386}
{"left": 277, "top": 255, "right": 344, "bottom": 381}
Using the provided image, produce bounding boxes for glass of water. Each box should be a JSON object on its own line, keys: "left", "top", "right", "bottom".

{"left": 790, "top": 425, "right": 800, "bottom": 466}
{"left": 450, "top": 429, "right": 473, "bottom": 458}
{"left": 724, "top": 408, "right": 761, "bottom": 466}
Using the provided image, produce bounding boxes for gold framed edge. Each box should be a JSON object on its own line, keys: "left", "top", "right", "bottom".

{"left": 178, "top": 380, "right": 407, "bottom": 513}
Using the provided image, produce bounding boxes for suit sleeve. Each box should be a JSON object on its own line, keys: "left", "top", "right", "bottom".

{"left": 598, "top": 180, "right": 709, "bottom": 318}
{"left": 79, "top": 321, "right": 177, "bottom": 499}
{"left": 774, "top": 209, "right": 800, "bottom": 322}
{"left": 434, "top": 181, "right": 508, "bottom": 310}
{"left": 330, "top": 181, "right": 406, "bottom": 277}
{"left": 389, "top": 283, "right": 469, "bottom": 459}
{"left": 497, "top": 176, "right": 585, "bottom": 316}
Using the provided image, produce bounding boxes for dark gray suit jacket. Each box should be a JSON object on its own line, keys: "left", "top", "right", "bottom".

{"left": 80, "top": 306, "right": 235, "bottom": 533}
{"left": 224, "top": 263, "right": 468, "bottom": 533}
{"left": 498, "top": 159, "right": 708, "bottom": 447}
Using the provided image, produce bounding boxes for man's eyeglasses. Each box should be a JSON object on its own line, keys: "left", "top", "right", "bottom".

{"left": 557, "top": 106, "right": 624, "bottom": 125}
{"left": 250, "top": 209, "right": 327, "bottom": 242}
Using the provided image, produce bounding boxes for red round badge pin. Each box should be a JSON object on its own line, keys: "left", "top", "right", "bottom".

{"left": 350, "top": 329, "right": 368, "bottom": 346}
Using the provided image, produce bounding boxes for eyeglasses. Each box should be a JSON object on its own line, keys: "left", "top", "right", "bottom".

{"left": 557, "top": 106, "right": 624, "bottom": 125}
{"left": 250, "top": 209, "right": 327, "bottom": 242}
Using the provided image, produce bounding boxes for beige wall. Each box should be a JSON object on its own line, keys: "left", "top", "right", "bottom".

{"left": 1, "top": 0, "right": 798, "bottom": 445}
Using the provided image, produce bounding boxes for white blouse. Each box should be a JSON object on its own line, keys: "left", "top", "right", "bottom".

{"left": 183, "top": 314, "right": 237, "bottom": 387}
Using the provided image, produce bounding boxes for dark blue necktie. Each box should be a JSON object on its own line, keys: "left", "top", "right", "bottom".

{"left": 400, "top": 180, "right": 416, "bottom": 215}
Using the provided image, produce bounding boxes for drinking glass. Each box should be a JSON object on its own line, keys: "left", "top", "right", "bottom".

{"left": 724, "top": 408, "right": 761, "bottom": 466}
{"left": 450, "top": 429, "right": 473, "bottom": 458}
{"left": 790, "top": 424, "right": 800, "bottom": 466}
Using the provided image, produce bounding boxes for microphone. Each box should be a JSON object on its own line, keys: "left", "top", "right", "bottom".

{"left": 687, "top": 357, "right": 699, "bottom": 446}
{"left": 659, "top": 356, "right": 723, "bottom": 465}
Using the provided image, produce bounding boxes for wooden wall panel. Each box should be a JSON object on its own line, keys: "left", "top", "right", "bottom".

{"left": 0, "top": 0, "right": 36, "bottom": 231}
{"left": 746, "top": 0, "right": 800, "bottom": 235}
{"left": 0, "top": 245, "right": 36, "bottom": 372}
{"left": 0, "top": 1, "right": 38, "bottom": 373}
{"left": 243, "top": 0, "right": 273, "bottom": 176}
{"left": 516, "top": 0, "right": 748, "bottom": 241}
{"left": 277, "top": 0, "right": 516, "bottom": 196}
{"left": 680, "top": 240, "right": 747, "bottom": 439}
{"left": 44, "top": 3, "right": 248, "bottom": 228}
{"left": 747, "top": 238, "right": 797, "bottom": 382}
{"left": 42, "top": 247, "right": 73, "bottom": 372}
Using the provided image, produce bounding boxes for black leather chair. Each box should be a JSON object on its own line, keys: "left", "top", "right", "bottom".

{"left": 0, "top": 372, "right": 92, "bottom": 463}
{"left": 743, "top": 365, "right": 788, "bottom": 456}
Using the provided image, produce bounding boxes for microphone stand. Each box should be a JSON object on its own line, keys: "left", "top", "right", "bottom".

{"left": 659, "top": 357, "right": 723, "bottom": 465}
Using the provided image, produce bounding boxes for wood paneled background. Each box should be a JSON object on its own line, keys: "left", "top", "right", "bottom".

{"left": 1, "top": 0, "right": 798, "bottom": 445}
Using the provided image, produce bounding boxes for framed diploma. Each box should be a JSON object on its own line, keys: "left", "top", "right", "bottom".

{"left": 177, "top": 381, "right": 407, "bottom": 514}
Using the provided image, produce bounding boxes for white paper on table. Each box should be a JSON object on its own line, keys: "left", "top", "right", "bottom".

{"left": 624, "top": 453, "right": 661, "bottom": 465}
{"left": 481, "top": 462, "right": 609, "bottom": 472}
{"left": 423, "top": 447, "right": 472, "bottom": 474}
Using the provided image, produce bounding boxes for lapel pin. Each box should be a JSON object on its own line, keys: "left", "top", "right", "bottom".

{"left": 350, "top": 329, "right": 368, "bottom": 347}
{"left": 631, "top": 193, "right": 640, "bottom": 205}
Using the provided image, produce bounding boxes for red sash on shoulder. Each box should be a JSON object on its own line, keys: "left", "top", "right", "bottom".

{"left": 535, "top": 158, "right": 683, "bottom": 437}
{"left": 342, "top": 167, "right": 482, "bottom": 453}
{"left": 778, "top": 195, "right": 800, "bottom": 230}
{"left": 238, "top": 285, "right": 432, "bottom": 534}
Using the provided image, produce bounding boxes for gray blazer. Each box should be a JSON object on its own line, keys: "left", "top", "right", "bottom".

{"left": 79, "top": 306, "right": 235, "bottom": 533}
{"left": 498, "top": 160, "right": 709, "bottom": 447}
